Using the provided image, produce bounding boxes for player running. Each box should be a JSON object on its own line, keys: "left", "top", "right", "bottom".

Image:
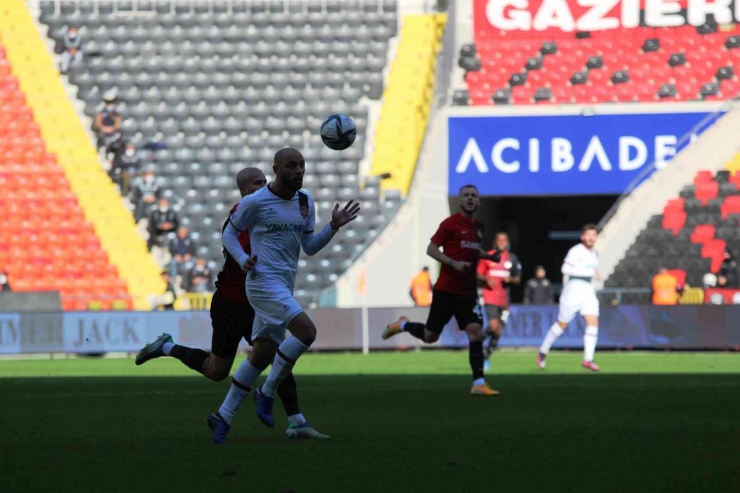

{"left": 537, "top": 224, "right": 601, "bottom": 371}
{"left": 477, "top": 232, "right": 521, "bottom": 371}
{"left": 210, "top": 148, "right": 358, "bottom": 437}
{"left": 134, "top": 168, "right": 327, "bottom": 442}
{"left": 382, "top": 184, "right": 502, "bottom": 396}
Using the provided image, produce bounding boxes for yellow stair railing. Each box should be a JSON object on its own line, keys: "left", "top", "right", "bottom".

{"left": 369, "top": 13, "right": 447, "bottom": 195}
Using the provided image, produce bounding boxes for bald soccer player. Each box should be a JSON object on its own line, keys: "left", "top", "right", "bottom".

{"left": 209, "top": 148, "right": 358, "bottom": 441}
{"left": 135, "top": 167, "right": 327, "bottom": 442}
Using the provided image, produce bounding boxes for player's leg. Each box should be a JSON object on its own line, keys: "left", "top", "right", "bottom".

{"left": 253, "top": 295, "right": 315, "bottom": 427}
{"left": 135, "top": 333, "right": 214, "bottom": 375}
{"left": 581, "top": 289, "right": 600, "bottom": 371}
{"left": 206, "top": 300, "right": 259, "bottom": 443}
{"left": 383, "top": 291, "right": 451, "bottom": 344}
{"left": 456, "top": 300, "right": 499, "bottom": 396}
{"left": 538, "top": 287, "right": 576, "bottom": 368}
{"left": 260, "top": 311, "right": 315, "bottom": 399}
{"left": 220, "top": 338, "right": 300, "bottom": 422}
{"left": 484, "top": 305, "right": 506, "bottom": 360}
{"left": 222, "top": 336, "right": 327, "bottom": 438}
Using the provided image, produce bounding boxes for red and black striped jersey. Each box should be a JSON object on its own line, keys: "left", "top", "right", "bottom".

{"left": 215, "top": 203, "right": 250, "bottom": 302}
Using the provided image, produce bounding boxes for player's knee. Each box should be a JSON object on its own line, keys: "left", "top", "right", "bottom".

{"left": 423, "top": 331, "right": 439, "bottom": 343}
{"left": 289, "top": 313, "right": 317, "bottom": 345}
{"left": 487, "top": 321, "right": 502, "bottom": 336}
{"left": 297, "top": 325, "right": 317, "bottom": 345}
{"left": 210, "top": 367, "right": 230, "bottom": 382}
{"left": 466, "top": 324, "right": 484, "bottom": 342}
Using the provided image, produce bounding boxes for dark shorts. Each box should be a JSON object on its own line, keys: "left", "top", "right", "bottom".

{"left": 209, "top": 289, "right": 255, "bottom": 360}
{"left": 425, "top": 289, "right": 483, "bottom": 334}
{"left": 485, "top": 304, "right": 509, "bottom": 323}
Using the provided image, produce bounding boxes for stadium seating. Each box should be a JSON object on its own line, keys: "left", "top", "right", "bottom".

{"left": 2, "top": 0, "right": 164, "bottom": 310}
{"left": 606, "top": 154, "right": 740, "bottom": 302}
{"left": 456, "top": 23, "right": 740, "bottom": 105}
{"left": 0, "top": 42, "right": 133, "bottom": 311}
{"left": 39, "top": 0, "right": 403, "bottom": 306}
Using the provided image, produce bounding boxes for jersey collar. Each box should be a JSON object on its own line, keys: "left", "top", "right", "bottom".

{"left": 267, "top": 183, "right": 296, "bottom": 200}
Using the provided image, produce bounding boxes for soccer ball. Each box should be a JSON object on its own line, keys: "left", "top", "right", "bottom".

{"left": 320, "top": 114, "right": 356, "bottom": 151}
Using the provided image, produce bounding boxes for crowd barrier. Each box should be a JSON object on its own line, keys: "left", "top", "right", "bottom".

{"left": 1, "top": 305, "right": 739, "bottom": 355}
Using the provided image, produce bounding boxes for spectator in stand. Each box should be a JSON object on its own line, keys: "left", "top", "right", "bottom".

{"left": 652, "top": 267, "right": 680, "bottom": 305}
{"left": 409, "top": 266, "right": 433, "bottom": 307}
{"left": 147, "top": 198, "right": 179, "bottom": 252}
{"left": 186, "top": 257, "right": 213, "bottom": 293}
{"left": 0, "top": 270, "right": 11, "bottom": 293}
{"left": 94, "top": 94, "right": 122, "bottom": 151}
{"left": 152, "top": 271, "right": 177, "bottom": 311}
{"left": 170, "top": 226, "right": 196, "bottom": 264}
{"left": 717, "top": 275, "right": 728, "bottom": 288}
{"left": 524, "top": 266, "right": 554, "bottom": 304}
{"left": 718, "top": 249, "right": 738, "bottom": 287}
{"left": 132, "top": 169, "right": 161, "bottom": 221}
{"left": 59, "top": 25, "right": 83, "bottom": 74}
{"left": 110, "top": 141, "right": 142, "bottom": 196}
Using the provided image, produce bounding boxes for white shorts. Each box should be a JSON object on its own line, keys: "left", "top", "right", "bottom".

{"left": 557, "top": 280, "right": 599, "bottom": 324}
{"left": 247, "top": 285, "right": 304, "bottom": 345}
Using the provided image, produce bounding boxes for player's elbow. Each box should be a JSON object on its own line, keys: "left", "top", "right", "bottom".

{"left": 301, "top": 243, "right": 319, "bottom": 256}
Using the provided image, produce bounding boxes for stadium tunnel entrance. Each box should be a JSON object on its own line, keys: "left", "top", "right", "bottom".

{"left": 450, "top": 195, "right": 620, "bottom": 302}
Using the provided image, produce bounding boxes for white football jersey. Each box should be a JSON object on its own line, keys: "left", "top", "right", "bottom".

{"left": 223, "top": 184, "right": 335, "bottom": 293}
{"left": 561, "top": 243, "right": 599, "bottom": 279}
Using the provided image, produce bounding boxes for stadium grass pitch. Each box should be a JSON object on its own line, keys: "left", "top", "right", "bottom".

{"left": 1, "top": 351, "right": 738, "bottom": 493}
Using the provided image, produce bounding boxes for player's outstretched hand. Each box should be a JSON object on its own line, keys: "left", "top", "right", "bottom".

{"left": 242, "top": 255, "right": 257, "bottom": 272}
{"left": 450, "top": 260, "right": 471, "bottom": 272}
{"left": 330, "top": 200, "right": 361, "bottom": 230}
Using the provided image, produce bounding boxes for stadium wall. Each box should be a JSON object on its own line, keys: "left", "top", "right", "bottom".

{"left": 1, "top": 305, "right": 739, "bottom": 355}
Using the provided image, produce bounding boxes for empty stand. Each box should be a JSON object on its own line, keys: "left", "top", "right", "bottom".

{"left": 40, "top": 0, "right": 401, "bottom": 305}
{"left": 457, "top": 23, "right": 740, "bottom": 105}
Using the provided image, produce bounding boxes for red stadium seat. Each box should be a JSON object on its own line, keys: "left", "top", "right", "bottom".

{"left": 690, "top": 224, "right": 715, "bottom": 245}
{"left": 662, "top": 211, "right": 687, "bottom": 235}
{"left": 663, "top": 198, "right": 685, "bottom": 214}
{"left": 668, "top": 269, "right": 687, "bottom": 289}
{"left": 694, "top": 180, "right": 719, "bottom": 206}
{"left": 721, "top": 195, "right": 740, "bottom": 219}
{"left": 693, "top": 170, "right": 714, "bottom": 185}
{"left": 729, "top": 171, "right": 740, "bottom": 189}
{"left": 701, "top": 239, "right": 727, "bottom": 273}
{"left": 468, "top": 25, "right": 740, "bottom": 105}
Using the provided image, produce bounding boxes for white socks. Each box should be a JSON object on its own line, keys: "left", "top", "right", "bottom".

{"left": 162, "top": 342, "right": 175, "bottom": 355}
{"left": 262, "top": 336, "right": 309, "bottom": 398}
{"left": 218, "top": 359, "right": 262, "bottom": 425}
{"left": 583, "top": 326, "right": 598, "bottom": 362}
{"left": 400, "top": 320, "right": 408, "bottom": 330}
{"left": 473, "top": 377, "right": 485, "bottom": 387}
{"left": 539, "top": 323, "right": 564, "bottom": 355}
{"left": 287, "top": 413, "right": 306, "bottom": 427}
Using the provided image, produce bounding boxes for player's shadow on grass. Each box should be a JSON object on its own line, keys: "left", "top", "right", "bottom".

{"left": 1, "top": 374, "right": 739, "bottom": 493}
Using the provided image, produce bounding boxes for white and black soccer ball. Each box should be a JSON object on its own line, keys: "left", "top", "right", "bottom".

{"left": 320, "top": 114, "right": 356, "bottom": 151}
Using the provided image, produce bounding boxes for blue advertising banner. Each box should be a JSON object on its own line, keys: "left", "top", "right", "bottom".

{"left": 440, "top": 305, "right": 740, "bottom": 348}
{"left": 448, "top": 112, "right": 719, "bottom": 196}
{"left": 1, "top": 306, "right": 739, "bottom": 354}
